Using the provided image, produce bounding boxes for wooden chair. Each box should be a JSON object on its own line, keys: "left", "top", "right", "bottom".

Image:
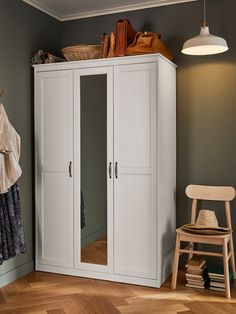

{"left": 171, "top": 184, "right": 236, "bottom": 298}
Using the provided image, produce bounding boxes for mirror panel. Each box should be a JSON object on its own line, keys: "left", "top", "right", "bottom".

{"left": 80, "top": 74, "right": 107, "bottom": 265}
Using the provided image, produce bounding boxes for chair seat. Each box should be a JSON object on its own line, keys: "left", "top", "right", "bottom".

{"left": 176, "top": 227, "right": 231, "bottom": 245}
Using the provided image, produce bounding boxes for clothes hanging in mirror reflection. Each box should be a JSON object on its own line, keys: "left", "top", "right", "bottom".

{"left": 81, "top": 190, "right": 86, "bottom": 229}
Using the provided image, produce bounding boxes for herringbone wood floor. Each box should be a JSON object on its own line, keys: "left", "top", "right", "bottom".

{"left": 0, "top": 271, "right": 236, "bottom": 314}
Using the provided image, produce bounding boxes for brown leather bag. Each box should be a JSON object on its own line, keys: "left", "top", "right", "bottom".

{"left": 115, "top": 19, "right": 137, "bottom": 57}
{"left": 127, "top": 32, "right": 173, "bottom": 61}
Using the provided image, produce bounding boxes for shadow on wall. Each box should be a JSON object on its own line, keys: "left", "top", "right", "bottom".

{"left": 160, "top": 220, "right": 176, "bottom": 283}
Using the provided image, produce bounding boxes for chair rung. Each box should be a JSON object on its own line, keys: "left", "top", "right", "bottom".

{"left": 179, "top": 249, "right": 223, "bottom": 257}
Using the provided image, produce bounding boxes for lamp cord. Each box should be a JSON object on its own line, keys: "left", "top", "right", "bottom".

{"left": 203, "top": 0, "right": 207, "bottom": 27}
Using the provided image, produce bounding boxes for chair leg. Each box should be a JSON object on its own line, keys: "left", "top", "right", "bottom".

{"left": 229, "top": 235, "right": 236, "bottom": 278}
{"left": 171, "top": 233, "right": 181, "bottom": 289}
{"left": 223, "top": 238, "right": 231, "bottom": 298}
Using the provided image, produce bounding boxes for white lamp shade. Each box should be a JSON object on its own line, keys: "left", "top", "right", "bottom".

{"left": 182, "top": 26, "right": 229, "bottom": 55}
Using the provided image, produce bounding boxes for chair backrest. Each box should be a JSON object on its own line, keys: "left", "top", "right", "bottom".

{"left": 185, "top": 184, "right": 236, "bottom": 228}
{"left": 186, "top": 185, "right": 235, "bottom": 201}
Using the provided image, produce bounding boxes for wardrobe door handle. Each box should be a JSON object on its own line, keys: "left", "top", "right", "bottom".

{"left": 109, "top": 162, "right": 112, "bottom": 179}
{"left": 115, "top": 162, "right": 118, "bottom": 179}
{"left": 69, "top": 161, "right": 72, "bottom": 177}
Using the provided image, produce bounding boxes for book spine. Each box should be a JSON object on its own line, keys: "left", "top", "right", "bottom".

{"left": 186, "top": 284, "right": 205, "bottom": 289}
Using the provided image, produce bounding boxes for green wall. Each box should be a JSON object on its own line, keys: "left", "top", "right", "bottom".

{"left": 0, "top": 0, "right": 61, "bottom": 285}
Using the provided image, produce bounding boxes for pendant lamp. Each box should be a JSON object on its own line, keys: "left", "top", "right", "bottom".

{"left": 182, "top": 0, "right": 228, "bottom": 55}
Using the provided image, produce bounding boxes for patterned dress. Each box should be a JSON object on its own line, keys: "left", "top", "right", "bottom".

{"left": 0, "top": 183, "right": 26, "bottom": 264}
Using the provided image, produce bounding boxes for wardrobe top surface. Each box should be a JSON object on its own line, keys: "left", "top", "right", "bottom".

{"left": 33, "top": 53, "right": 177, "bottom": 72}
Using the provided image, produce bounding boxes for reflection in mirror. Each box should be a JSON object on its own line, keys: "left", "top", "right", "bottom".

{"left": 80, "top": 74, "right": 107, "bottom": 265}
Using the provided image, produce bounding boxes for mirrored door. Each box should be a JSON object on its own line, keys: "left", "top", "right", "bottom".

{"left": 74, "top": 67, "right": 113, "bottom": 272}
{"left": 80, "top": 74, "right": 107, "bottom": 265}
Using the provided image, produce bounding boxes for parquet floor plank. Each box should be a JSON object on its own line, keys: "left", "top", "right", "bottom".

{"left": 117, "top": 301, "right": 189, "bottom": 313}
{"left": 186, "top": 301, "right": 236, "bottom": 314}
{"left": 0, "top": 290, "right": 5, "bottom": 304}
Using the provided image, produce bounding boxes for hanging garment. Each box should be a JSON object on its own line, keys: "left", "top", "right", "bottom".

{"left": 0, "top": 104, "right": 22, "bottom": 194}
{"left": 81, "top": 191, "right": 86, "bottom": 229}
{"left": 0, "top": 183, "right": 26, "bottom": 264}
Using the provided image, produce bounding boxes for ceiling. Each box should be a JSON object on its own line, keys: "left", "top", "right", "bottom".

{"left": 22, "top": 0, "right": 196, "bottom": 21}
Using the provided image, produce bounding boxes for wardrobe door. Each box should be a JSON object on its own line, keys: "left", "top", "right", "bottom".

{"left": 74, "top": 67, "right": 113, "bottom": 273}
{"left": 114, "top": 63, "right": 157, "bottom": 279}
{"left": 35, "top": 70, "right": 74, "bottom": 268}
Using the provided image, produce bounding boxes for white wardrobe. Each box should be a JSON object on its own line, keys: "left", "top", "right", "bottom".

{"left": 34, "top": 53, "right": 176, "bottom": 288}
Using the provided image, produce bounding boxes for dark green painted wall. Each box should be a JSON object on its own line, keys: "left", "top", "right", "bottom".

{"left": 1, "top": 0, "right": 235, "bottom": 280}
{"left": 61, "top": 0, "right": 236, "bottom": 245}
{"left": 0, "top": 0, "right": 61, "bottom": 279}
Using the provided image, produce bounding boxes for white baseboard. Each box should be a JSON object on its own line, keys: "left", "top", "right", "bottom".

{"left": 0, "top": 260, "right": 34, "bottom": 288}
{"left": 36, "top": 263, "right": 160, "bottom": 288}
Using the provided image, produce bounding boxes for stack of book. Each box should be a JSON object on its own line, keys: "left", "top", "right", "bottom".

{"left": 185, "top": 256, "right": 208, "bottom": 289}
{"left": 208, "top": 266, "right": 234, "bottom": 292}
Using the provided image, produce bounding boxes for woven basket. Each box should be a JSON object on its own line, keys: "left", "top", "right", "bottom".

{"left": 62, "top": 44, "right": 100, "bottom": 61}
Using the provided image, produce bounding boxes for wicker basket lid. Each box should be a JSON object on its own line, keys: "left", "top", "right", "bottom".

{"left": 62, "top": 44, "right": 100, "bottom": 53}
{"left": 61, "top": 44, "right": 100, "bottom": 61}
